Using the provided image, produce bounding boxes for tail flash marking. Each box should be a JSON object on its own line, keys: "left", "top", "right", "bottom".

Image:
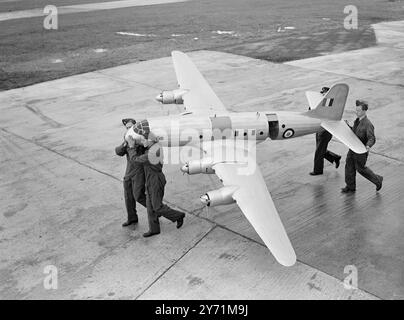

{"left": 322, "top": 98, "right": 334, "bottom": 107}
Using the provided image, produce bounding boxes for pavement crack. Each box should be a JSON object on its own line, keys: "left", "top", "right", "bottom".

{"left": 24, "top": 104, "right": 63, "bottom": 128}
{"left": 0, "top": 127, "right": 121, "bottom": 182}
{"left": 332, "top": 138, "right": 404, "bottom": 164}
{"left": 295, "top": 258, "right": 382, "bottom": 300}
{"left": 185, "top": 215, "right": 382, "bottom": 300}
{"left": 369, "top": 151, "right": 403, "bottom": 164}
{"left": 135, "top": 225, "right": 217, "bottom": 300}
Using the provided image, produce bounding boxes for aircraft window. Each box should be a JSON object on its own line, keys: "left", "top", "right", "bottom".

{"left": 282, "top": 124, "right": 285, "bottom": 128}
{"left": 259, "top": 131, "right": 264, "bottom": 135}
{"left": 199, "top": 135, "right": 203, "bottom": 139}
{"left": 243, "top": 132, "right": 247, "bottom": 136}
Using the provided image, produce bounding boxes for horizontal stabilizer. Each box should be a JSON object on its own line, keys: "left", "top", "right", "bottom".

{"left": 321, "top": 120, "right": 367, "bottom": 154}
{"left": 305, "top": 91, "right": 323, "bottom": 110}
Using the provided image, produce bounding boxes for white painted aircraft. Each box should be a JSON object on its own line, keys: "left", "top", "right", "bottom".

{"left": 126, "top": 51, "right": 366, "bottom": 267}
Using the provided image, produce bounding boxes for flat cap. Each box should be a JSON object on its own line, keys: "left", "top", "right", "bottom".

{"left": 320, "top": 87, "right": 330, "bottom": 94}
{"left": 355, "top": 100, "right": 368, "bottom": 110}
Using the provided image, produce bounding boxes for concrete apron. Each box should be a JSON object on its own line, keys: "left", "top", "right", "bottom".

{"left": 0, "top": 21, "right": 403, "bottom": 299}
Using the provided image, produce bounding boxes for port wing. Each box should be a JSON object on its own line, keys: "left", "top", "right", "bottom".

{"left": 171, "top": 51, "right": 228, "bottom": 114}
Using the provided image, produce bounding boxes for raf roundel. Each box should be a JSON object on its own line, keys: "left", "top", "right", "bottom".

{"left": 283, "top": 128, "right": 295, "bottom": 139}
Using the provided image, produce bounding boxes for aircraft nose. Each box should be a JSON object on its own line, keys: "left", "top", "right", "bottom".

{"left": 200, "top": 194, "right": 210, "bottom": 206}
{"left": 155, "top": 93, "right": 163, "bottom": 103}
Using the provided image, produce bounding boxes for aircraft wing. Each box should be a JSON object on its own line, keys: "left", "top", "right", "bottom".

{"left": 321, "top": 120, "right": 367, "bottom": 154}
{"left": 205, "top": 142, "right": 296, "bottom": 267}
{"left": 171, "top": 51, "right": 228, "bottom": 114}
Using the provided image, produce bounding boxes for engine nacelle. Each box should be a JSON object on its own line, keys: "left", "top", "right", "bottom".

{"left": 156, "top": 89, "right": 187, "bottom": 104}
{"left": 200, "top": 186, "right": 238, "bottom": 207}
{"left": 181, "top": 158, "right": 215, "bottom": 175}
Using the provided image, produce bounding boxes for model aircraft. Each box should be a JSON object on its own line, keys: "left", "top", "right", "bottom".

{"left": 126, "top": 51, "right": 367, "bottom": 267}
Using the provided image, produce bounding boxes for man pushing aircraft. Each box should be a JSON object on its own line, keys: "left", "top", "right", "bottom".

{"left": 310, "top": 87, "right": 341, "bottom": 175}
{"left": 115, "top": 118, "right": 147, "bottom": 227}
{"left": 126, "top": 120, "right": 186, "bottom": 237}
{"left": 341, "top": 100, "right": 383, "bottom": 193}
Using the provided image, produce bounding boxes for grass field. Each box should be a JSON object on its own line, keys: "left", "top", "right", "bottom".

{"left": 0, "top": 0, "right": 403, "bottom": 90}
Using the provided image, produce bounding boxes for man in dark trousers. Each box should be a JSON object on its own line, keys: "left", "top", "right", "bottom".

{"left": 127, "top": 120, "right": 185, "bottom": 237}
{"left": 310, "top": 87, "right": 342, "bottom": 175}
{"left": 115, "top": 118, "right": 147, "bottom": 227}
{"left": 341, "top": 100, "right": 383, "bottom": 193}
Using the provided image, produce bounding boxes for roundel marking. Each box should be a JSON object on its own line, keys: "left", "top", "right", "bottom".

{"left": 283, "top": 128, "right": 295, "bottom": 139}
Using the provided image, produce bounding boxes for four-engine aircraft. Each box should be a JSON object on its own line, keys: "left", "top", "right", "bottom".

{"left": 126, "top": 51, "right": 367, "bottom": 266}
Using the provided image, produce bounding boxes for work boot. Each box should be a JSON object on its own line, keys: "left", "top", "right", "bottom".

{"left": 122, "top": 219, "right": 138, "bottom": 227}
{"left": 335, "top": 156, "right": 341, "bottom": 169}
{"left": 176, "top": 215, "right": 185, "bottom": 229}
{"left": 341, "top": 186, "right": 355, "bottom": 193}
{"left": 143, "top": 231, "right": 160, "bottom": 238}
{"left": 309, "top": 171, "right": 323, "bottom": 176}
{"left": 376, "top": 176, "right": 383, "bottom": 191}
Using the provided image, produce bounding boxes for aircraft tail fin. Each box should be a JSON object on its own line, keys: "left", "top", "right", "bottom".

{"left": 306, "top": 83, "right": 349, "bottom": 121}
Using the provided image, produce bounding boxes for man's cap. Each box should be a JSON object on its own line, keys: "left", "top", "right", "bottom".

{"left": 132, "top": 119, "right": 150, "bottom": 139}
{"left": 355, "top": 100, "right": 368, "bottom": 110}
{"left": 320, "top": 87, "right": 330, "bottom": 94}
{"left": 122, "top": 118, "right": 136, "bottom": 126}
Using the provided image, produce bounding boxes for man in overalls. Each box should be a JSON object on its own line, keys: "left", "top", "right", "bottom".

{"left": 127, "top": 120, "right": 185, "bottom": 237}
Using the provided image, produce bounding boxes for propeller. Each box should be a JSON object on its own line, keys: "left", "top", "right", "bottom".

{"left": 180, "top": 162, "right": 191, "bottom": 185}
{"left": 187, "top": 173, "right": 191, "bottom": 185}
{"left": 204, "top": 203, "right": 210, "bottom": 219}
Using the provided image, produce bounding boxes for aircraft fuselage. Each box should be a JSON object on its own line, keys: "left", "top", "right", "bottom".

{"left": 146, "top": 111, "right": 322, "bottom": 147}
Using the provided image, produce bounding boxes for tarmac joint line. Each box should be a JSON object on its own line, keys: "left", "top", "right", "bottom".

{"left": 134, "top": 224, "right": 218, "bottom": 300}
{"left": 24, "top": 104, "right": 64, "bottom": 128}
